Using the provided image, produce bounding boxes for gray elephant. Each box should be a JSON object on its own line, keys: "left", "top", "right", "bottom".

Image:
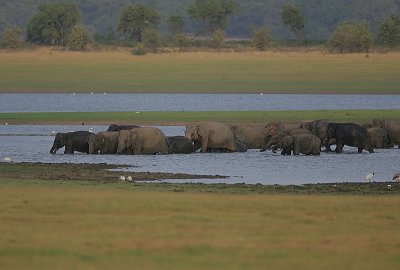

{"left": 107, "top": 124, "right": 140, "bottom": 131}
{"left": 88, "top": 131, "right": 120, "bottom": 154}
{"left": 117, "top": 127, "right": 169, "bottom": 155}
{"left": 367, "top": 127, "right": 393, "bottom": 149}
{"left": 373, "top": 119, "right": 400, "bottom": 148}
{"left": 230, "top": 125, "right": 269, "bottom": 149}
{"left": 50, "top": 131, "right": 93, "bottom": 154}
{"left": 185, "top": 122, "right": 237, "bottom": 152}
{"left": 167, "top": 136, "right": 200, "bottom": 154}
{"left": 326, "top": 123, "right": 374, "bottom": 153}
{"left": 301, "top": 119, "right": 335, "bottom": 151}
{"left": 272, "top": 134, "right": 321, "bottom": 156}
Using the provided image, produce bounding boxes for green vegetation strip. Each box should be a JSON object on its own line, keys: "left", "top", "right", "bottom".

{"left": 0, "top": 110, "right": 399, "bottom": 124}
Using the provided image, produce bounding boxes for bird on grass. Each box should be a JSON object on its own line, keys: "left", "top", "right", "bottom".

{"left": 119, "top": 176, "right": 126, "bottom": 181}
{"left": 126, "top": 176, "right": 132, "bottom": 181}
{"left": 365, "top": 173, "right": 374, "bottom": 182}
{"left": 393, "top": 173, "right": 400, "bottom": 182}
{"left": 3, "top": 157, "right": 12, "bottom": 163}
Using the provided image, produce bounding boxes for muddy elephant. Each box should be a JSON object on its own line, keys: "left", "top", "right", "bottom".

{"left": 185, "top": 122, "right": 237, "bottom": 152}
{"left": 167, "top": 136, "right": 200, "bottom": 154}
{"left": 326, "top": 123, "right": 374, "bottom": 153}
{"left": 88, "top": 131, "right": 120, "bottom": 154}
{"left": 367, "top": 127, "right": 393, "bottom": 149}
{"left": 117, "top": 127, "right": 169, "bottom": 155}
{"left": 50, "top": 131, "right": 93, "bottom": 154}
{"left": 373, "top": 119, "right": 400, "bottom": 148}
{"left": 230, "top": 125, "right": 268, "bottom": 149}
{"left": 272, "top": 134, "right": 321, "bottom": 155}
{"left": 107, "top": 124, "right": 141, "bottom": 132}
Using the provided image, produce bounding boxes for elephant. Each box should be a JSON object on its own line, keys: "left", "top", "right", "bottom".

{"left": 117, "top": 127, "right": 169, "bottom": 155}
{"left": 367, "top": 127, "right": 393, "bottom": 149}
{"left": 167, "top": 136, "right": 200, "bottom": 154}
{"left": 326, "top": 123, "right": 374, "bottom": 153}
{"left": 373, "top": 119, "right": 400, "bottom": 148}
{"left": 301, "top": 119, "right": 335, "bottom": 151}
{"left": 88, "top": 131, "right": 120, "bottom": 154}
{"left": 50, "top": 131, "right": 93, "bottom": 154}
{"left": 107, "top": 124, "right": 141, "bottom": 132}
{"left": 261, "top": 132, "right": 288, "bottom": 152}
{"left": 185, "top": 122, "right": 237, "bottom": 152}
{"left": 272, "top": 134, "right": 321, "bottom": 155}
{"left": 230, "top": 124, "right": 269, "bottom": 149}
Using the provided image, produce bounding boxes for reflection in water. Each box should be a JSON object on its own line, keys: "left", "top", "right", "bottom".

{"left": 1, "top": 125, "right": 398, "bottom": 185}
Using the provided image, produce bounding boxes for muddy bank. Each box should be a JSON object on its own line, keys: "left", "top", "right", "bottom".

{"left": 0, "top": 162, "right": 226, "bottom": 182}
{"left": 1, "top": 162, "right": 399, "bottom": 195}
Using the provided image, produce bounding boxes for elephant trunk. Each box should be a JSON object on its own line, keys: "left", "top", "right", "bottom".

{"left": 50, "top": 145, "right": 57, "bottom": 154}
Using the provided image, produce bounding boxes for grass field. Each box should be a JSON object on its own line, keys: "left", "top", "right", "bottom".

{"left": 0, "top": 109, "right": 399, "bottom": 125}
{"left": 0, "top": 179, "right": 399, "bottom": 269}
{"left": 1, "top": 48, "right": 400, "bottom": 93}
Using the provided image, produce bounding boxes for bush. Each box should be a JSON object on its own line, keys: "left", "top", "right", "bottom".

{"left": 142, "top": 28, "right": 160, "bottom": 53}
{"left": 251, "top": 27, "right": 271, "bottom": 51}
{"left": 3, "top": 27, "right": 24, "bottom": 49}
{"left": 67, "top": 25, "right": 90, "bottom": 51}
{"left": 328, "top": 20, "right": 372, "bottom": 53}
{"left": 378, "top": 15, "right": 400, "bottom": 48}
{"left": 173, "top": 33, "right": 192, "bottom": 52}
{"left": 131, "top": 43, "right": 147, "bottom": 55}
{"left": 210, "top": 29, "right": 224, "bottom": 51}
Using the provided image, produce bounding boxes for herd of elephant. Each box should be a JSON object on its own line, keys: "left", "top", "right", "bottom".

{"left": 49, "top": 119, "right": 400, "bottom": 156}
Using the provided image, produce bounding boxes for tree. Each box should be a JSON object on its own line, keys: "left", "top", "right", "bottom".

{"left": 67, "top": 25, "right": 90, "bottom": 51}
{"left": 3, "top": 27, "right": 24, "bottom": 49}
{"left": 328, "top": 20, "right": 372, "bottom": 53}
{"left": 281, "top": 4, "right": 305, "bottom": 40}
{"left": 168, "top": 15, "right": 184, "bottom": 36}
{"left": 173, "top": 34, "right": 192, "bottom": 52}
{"left": 187, "top": 0, "right": 239, "bottom": 34}
{"left": 378, "top": 15, "right": 400, "bottom": 48}
{"left": 26, "top": 3, "right": 80, "bottom": 46}
{"left": 251, "top": 27, "right": 270, "bottom": 51}
{"left": 118, "top": 4, "right": 160, "bottom": 42}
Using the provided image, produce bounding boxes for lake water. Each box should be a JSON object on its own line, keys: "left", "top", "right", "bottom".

{"left": 1, "top": 125, "right": 398, "bottom": 185}
{"left": 0, "top": 93, "right": 399, "bottom": 112}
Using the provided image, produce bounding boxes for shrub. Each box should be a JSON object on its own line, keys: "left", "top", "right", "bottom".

{"left": 210, "top": 29, "right": 224, "bottom": 51}
{"left": 3, "top": 27, "right": 24, "bottom": 49}
{"left": 328, "top": 20, "right": 372, "bottom": 53}
{"left": 378, "top": 15, "right": 400, "bottom": 48}
{"left": 251, "top": 27, "right": 270, "bottom": 51}
{"left": 173, "top": 33, "right": 192, "bottom": 52}
{"left": 142, "top": 28, "right": 160, "bottom": 53}
{"left": 131, "top": 43, "right": 147, "bottom": 55}
{"left": 67, "top": 25, "right": 90, "bottom": 51}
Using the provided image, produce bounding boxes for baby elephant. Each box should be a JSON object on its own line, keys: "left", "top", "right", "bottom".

{"left": 167, "top": 136, "right": 199, "bottom": 154}
{"left": 273, "top": 134, "right": 321, "bottom": 156}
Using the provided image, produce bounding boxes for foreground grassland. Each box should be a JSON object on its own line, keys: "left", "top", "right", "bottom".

{"left": 0, "top": 109, "right": 399, "bottom": 125}
{"left": 1, "top": 48, "right": 400, "bottom": 93}
{"left": 0, "top": 178, "right": 399, "bottom": 269}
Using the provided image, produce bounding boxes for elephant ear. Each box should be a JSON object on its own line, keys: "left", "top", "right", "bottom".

{"left": 197, "top": 126, "right": 208, "bottom": 138}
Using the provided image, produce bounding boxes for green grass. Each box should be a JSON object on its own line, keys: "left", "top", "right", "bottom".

{"left": 1, "top": 49, "right": 400, "bottom": 93}
{"left": 0, "top": 179, "right": 399, "bottom": 269}
{"left": 0, "top": 109, "right": 399, "bottom": 124}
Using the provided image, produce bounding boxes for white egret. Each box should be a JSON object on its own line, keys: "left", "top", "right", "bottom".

{"left": 3, "top": 157, "right": 12, "bottom": 162}
{"left": 119, "top": 176, "right": 126, "bottom": 181}
{"left": 127, "top": 176, "right": 132, "bottom": 181}
{"left": 365, "top": 173, "right": 374, "bottom": 182}
{"left": 88, "top": 127, "right": 94, "bottom": 132}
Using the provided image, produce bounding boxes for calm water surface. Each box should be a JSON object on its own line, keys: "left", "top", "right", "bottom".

{"left": 1, "top": 125, "right": 398, "bottom": 185}
{"left": 1, "top": 93, "right": 399, "bottom": 112}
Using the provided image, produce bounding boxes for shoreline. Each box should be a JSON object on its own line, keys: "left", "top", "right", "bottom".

{"left": 0, "top": 162, "right": 399, "bottom": 195}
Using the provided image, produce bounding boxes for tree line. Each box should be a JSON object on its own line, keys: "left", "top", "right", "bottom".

{"left": 2, "top": 1, "right": 400, "bottom": 53}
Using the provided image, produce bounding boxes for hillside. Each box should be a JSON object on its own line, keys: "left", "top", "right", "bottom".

{"left": 0, "top": 0, "right": 399, "bottom": 40}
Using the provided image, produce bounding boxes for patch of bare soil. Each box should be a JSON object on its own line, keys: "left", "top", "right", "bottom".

{"left": 0, "top": 162, "right": 226, "bottom": 182}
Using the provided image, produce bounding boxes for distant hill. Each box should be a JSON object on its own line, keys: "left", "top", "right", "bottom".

{"left": 1, "top": 0, "right": 399, "bottom": 41}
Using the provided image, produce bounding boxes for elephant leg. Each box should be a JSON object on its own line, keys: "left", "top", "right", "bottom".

{"left": 335, "top": 143, "right": 343, "bottom": 153}
{"left": 358, "top": 147, "right": 363, "bottom": 153}
{"left": 64, "top": 140, "right": 74, "bottom": 154}
{"left": 200, "top": 136, "right": 208, "bottom": 153}
{"left": 132, "top": 141, "right": 142, "bottom": 155}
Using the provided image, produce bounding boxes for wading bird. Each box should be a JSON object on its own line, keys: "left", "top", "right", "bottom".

{"left": 365, "top": 173, "right": 374, "bottom": 182}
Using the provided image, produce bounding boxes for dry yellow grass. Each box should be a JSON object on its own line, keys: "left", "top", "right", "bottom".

{"left": 1, "top": 47, "right": 399, "bottom": 93}
{"left": 0, "top": 180, "right": 399, "bottom": 269}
